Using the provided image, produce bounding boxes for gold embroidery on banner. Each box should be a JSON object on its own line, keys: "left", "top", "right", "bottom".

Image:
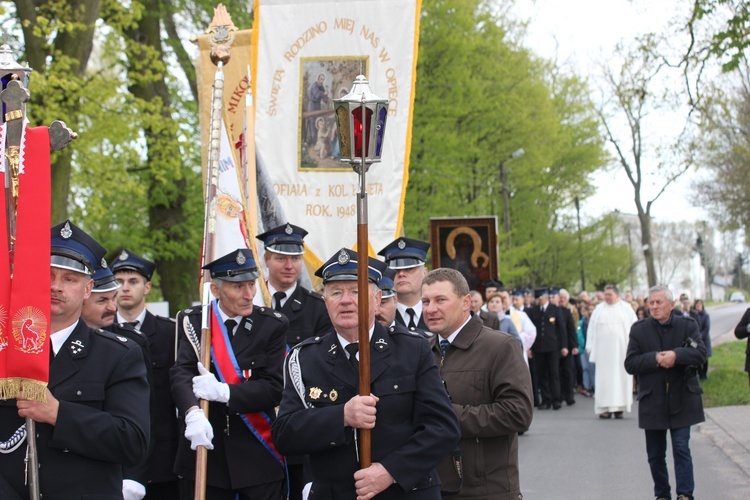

{"left": 12, "top": 306, "right": 47, "bottom": 354}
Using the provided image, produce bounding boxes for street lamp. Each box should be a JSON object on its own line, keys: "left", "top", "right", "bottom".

{"left": 333, "top": 75, "right": 389, "bottom": 469}
{"left": 500, "top": 148, "right": 524, "bottom": 251}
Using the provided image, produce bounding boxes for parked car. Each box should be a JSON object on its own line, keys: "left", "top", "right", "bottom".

{"left": 730, "top": 291, "right": 746, "bottom": 303}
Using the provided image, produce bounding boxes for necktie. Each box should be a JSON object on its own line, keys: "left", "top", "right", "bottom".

{"left": 224, "top": 319, "right": 237, "bottom": 336}
{"left": 440, "top": 339, "right": 450, "bottom": 358}
{"left": 406, "top": 308, "right": 417, "bottom": 330}
{"left": 126, "top": 320, "right": 139, "bottom": 328}
{"left": 274, "top": 291, "right": 286, "bottom": 312}
{"left": 345, "top": 343, "right": 359, "bottom": 371}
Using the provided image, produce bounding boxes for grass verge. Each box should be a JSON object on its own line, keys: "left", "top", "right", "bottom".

{"left": 702, "top": 341, "right": 750, "bottom": 408}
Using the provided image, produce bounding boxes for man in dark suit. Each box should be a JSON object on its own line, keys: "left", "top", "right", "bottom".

{"left": 625, "top": 285, "right": 706, "bottom": 500}
{"left": 378, "top": 237, "right": 430, "bottom": 332}
{"left": 112, "top": 249, "right": 179, "bottom": 499}
{"left": 272, "top": 248, "right": 459, "bottom": 499}
{"left": 82, "top": 265, "right": 156, "bottom": 500}
{"left": 735, "top": 307, "right": 750, "bottom": 386}
{"left": 550, "top": 288, "right": 578, "bottom": 406}
{"left": 255, "top": 223, "right": 331, "bottom": 348}
{"left": 0, "top": 220, "right": 150, "bottom": 498}
{"left": 527, "top": 287, "right": 568, "bottom": 410}
{"left": 171, "top": 248, "right": 288, "bottom": 499}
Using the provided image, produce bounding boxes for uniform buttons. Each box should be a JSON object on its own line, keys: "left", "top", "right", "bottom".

{"left": 330, "top": 442, "right": 336, "bottom": 446}
{"left": 250, "top": 362, "right": 255, "bottom": 366}
{"left": 393, "top": 385, "right": 399, "bottom": 390}
{"left": 76, "top": 390, "right": 82, "bottom": 396}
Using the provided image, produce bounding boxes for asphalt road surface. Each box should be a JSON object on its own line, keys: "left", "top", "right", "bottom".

{"left": 518, "top": 394, "right": 750, "bottom": 499}
{"left": 708, "top": 302, "right": 748, "bottom": 342}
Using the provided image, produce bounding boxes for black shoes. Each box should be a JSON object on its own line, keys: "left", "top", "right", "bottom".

{"left": 538, "top": 403, "right": 551, "bottom": 410}
{"left": 552, "top": 403, "right": 562, "bottom": 410}
{"left": 566, "top": 398, "right": 575, "bottom": 406}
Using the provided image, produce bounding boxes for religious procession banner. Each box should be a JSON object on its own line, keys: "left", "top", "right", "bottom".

{"left": 253, "top": 0, "right": 422, "bottom": 270}
{"left": 196, "top": 13, "right": 272, "bottom": 304}
{"left": 0, "top": 123, "right": 51, "bottom": 402}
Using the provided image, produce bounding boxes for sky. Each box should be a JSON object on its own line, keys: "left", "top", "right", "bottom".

{"left": 512, "top": 0, "right": 708, "bottom": 225}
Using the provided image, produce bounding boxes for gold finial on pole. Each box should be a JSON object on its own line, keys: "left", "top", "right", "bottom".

{"left": 207, "top": 4, "right": 237, "bottom": 66}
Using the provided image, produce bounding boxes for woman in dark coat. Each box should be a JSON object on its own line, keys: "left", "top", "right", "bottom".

{"left": 690, "top": 299, "right": 711, "bottom": 380}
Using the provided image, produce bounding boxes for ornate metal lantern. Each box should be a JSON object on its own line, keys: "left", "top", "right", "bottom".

{"left": 0, "top": 44, "right": 32, "bottom": 92}
{"left": 333, "top": 75, "right": 389, "bottom": 172}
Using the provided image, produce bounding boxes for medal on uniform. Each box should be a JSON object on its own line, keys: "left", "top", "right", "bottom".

{"left": 309, "top": 387, "right": 322, "bottom": 399}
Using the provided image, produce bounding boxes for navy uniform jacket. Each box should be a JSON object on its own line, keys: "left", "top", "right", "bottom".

{"left": 0, "top": 320, "right": 150, "bottom": 499}
{"left": 527, "top": 304, "right": 568, "bottom": 353}
{"left": 170, "top": 304, "right": 288, "bottom": 489}
{"left": 272, "top": 323, "right": 460, "bottom": 499}
{"left": 279, "top": 285, "right": 332, "bottom": 346}
{"left": 395, "top": 308, "right": 428, "bottom": 332}
{"left": 107, "top": 322, "right": 156, "bottom": 486}
{"left": 625, "top": 313, "right": 706, "bottom": 430}
{"left": 138, "top": 310, "right": 179, "bottom": 483}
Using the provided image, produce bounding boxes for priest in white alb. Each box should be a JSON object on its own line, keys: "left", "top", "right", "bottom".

{"left": 587, "top": 285, "right": 638, "bottom": 419}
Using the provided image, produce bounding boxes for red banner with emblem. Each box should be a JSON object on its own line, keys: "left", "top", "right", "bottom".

{"left": 0, "top": 125, "right": 51, "bottom": 402}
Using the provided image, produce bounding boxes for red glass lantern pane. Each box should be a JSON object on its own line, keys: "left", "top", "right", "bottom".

{"left": 352, "top": 106, "right": 374, "bottom": 158}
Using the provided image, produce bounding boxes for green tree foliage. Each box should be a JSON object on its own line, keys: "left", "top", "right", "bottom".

{"left": 694, "top": 70, "right": 750, "bottom": 245}
{"left": 688, "top": 0, "right": 750, "bottom": 73}
{"left": 2, "top": 0, "right": 237, "bottom": 310}
{"left": 408, "top": 0, "right": 618, "bottom": 289}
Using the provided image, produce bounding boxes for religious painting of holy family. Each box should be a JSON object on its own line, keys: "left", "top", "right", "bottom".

{"left": 299, "top": 57, "right": 368, "bottom": 170}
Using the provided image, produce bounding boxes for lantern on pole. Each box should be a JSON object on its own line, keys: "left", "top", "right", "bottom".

{"left": 0, "top": 44, "right": 32, "bottom": 90}
{"left": 332, "top": 75, "right": 389, "bottom": 468}
{"left": 333, "top": 75, "right": 388, "bottom": 172}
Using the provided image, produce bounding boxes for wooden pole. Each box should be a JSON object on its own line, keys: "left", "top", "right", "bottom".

{"left": 194, "top": 8, "right": 237, "bottom": 497}
{"left": 356, "top": 96, "right": 371, "bottom": 468}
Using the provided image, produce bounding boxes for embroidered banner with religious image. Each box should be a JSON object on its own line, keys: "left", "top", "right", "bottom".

{"left": 253, "top": 0, "right": 422, "bottom": 270}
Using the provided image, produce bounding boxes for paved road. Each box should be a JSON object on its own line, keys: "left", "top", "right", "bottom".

{"left": 707, "top": 302, "right": 748, "bottom": 342}
{"left": 518, "top": 393, "right": 750, "bottom": 499}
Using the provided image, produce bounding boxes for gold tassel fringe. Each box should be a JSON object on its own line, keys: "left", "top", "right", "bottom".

{"left": 0, "top": 378, "right": 47, "bottom": 402}
{"left": 0, "top": 378, "right": 21, "bottom": 400}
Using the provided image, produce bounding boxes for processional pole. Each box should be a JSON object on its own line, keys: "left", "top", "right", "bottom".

{"left": 333, "top": 75, "right": 389, "bottom": 468}
{"left": 0, "top": 44, "right": 76, "bottom": 500}
{"left": 194, "top": 5, "right": 237, "bottom": 499}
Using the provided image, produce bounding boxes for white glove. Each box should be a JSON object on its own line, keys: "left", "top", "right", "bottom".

{"left": 122, "top": 479, "right": 146, "bottom": 500}
{"left": 193, "top": 362, "right": 230, "bottom": 403}
{"left": 184, "top": 408, "right": 214, "bottom": 450}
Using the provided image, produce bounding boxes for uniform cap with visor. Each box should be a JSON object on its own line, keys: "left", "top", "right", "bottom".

{"left": 51, "top": 220, "right": 107, "bottom": 276}
{"left": 377, "top": 237, "right": 429, "bottom": 270}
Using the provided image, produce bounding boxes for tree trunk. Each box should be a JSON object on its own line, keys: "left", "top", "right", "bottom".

{"left": 121, "top": 0, "right": 198, "bottom": 311}
{"left": 14, "top": 0, "right": 103, "bottom": 222}
{"left": 637, "top": 210, "right": 658, "bottom": 287}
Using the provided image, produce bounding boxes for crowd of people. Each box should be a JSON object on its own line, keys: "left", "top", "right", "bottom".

{"left": 470, "top": 285, "right": 713, "bottom": 415}
{"left": 0, "top": 221, "right": 716, "bottom": 500}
